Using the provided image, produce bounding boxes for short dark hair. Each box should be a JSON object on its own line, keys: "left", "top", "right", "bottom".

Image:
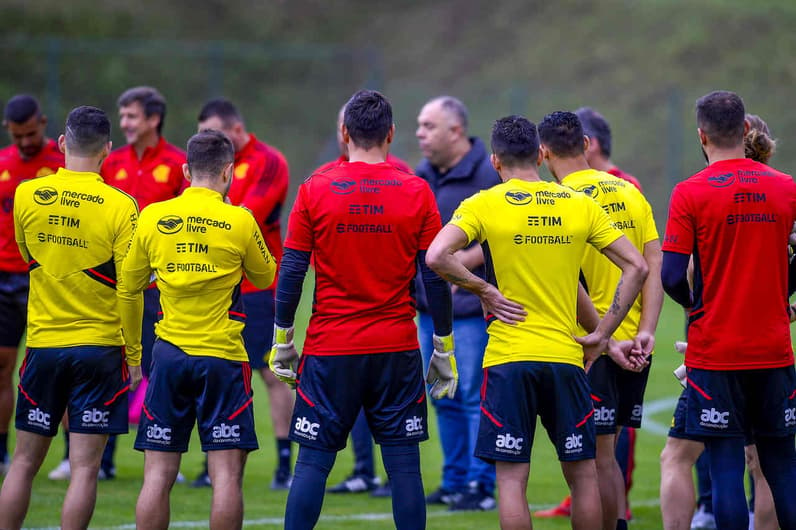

{"left": 117, "top": 86, "right": 167, "bottom": 134}
{"left": 696, "top": 90, "right": 745, "bottom": 149}
{"left": 64, "top": 106, "right": 111, "bottom": 157}
{"left": 187, "top": 129, "right": 234, "bottom": 179}
{"left": 197, "top": 98, "right": 243, "bottom": 128}
{"left": 575, "top": 107, "right": 611, "bottom": 157}
{"left": 491, "top": 115, "right": 539, "bottom": 167}
{"left": 343, "top": 90, "right": 393, "bottom": 150}
{"left": 4, "top": 94, "right": 41, "bottom": 124}
{"left": 537, "top": 111, "right": 585, "bottom": 158}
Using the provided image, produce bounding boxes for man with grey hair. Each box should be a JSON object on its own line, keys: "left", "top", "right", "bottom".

{"left": 414, "top": 95, "right": 500, "bottom": 511}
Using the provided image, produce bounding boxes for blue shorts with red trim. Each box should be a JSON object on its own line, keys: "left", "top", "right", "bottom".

{"left": 588, "top": 355, "right": 652, "bottom": 434}
{"left": 290, "top": 350, "right": 428, "bottom": 451}
{"left": 16, "top": 346, "right": 129, "bottom": 437}
{"left": 685, "top": 365, "right": 796, "bottom": 439}
{"left": 241, "top": 290, "right": 275, "bottom": 369}
{"left": 476, "top": 361, "right": 596, "bottom": 463}
{"left": 134, "top": 339, "right": 258, "bottom": 453}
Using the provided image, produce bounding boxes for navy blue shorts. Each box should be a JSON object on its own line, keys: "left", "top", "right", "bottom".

{"left": 476, "top": 361, "right": 596, "bottom": 463}
{"left": 0, "top": 272, "right": 28, "bottom": 347}
{"left": 588, "top": 355, "right": 652, "bottom": 434}
{"left": 241, "top": 290, "right": 275, "bottom": 369}
{"left": 668, "top": 390, "right": 703, "bottom": 441}
{"left": 16, "top": 346, "right": 129, "bottom": 437}
{"left": 134, "top": 339, "right": 258, "bottom": 453}
{"left": 290, "top": 350, "right": 428, "bottom": 451}
{"left": 685, "top": 366, "right": 796, "bottom": 439}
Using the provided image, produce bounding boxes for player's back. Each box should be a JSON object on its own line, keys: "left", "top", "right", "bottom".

{"left": 14, "top": 168, "right": 138, "bottom": 347}
{"left": 665, "top": 158, "right": 796, "bottom": 369}
{"left": 127, "top": 187, "right": 274, "bottom": 361}
{"left": 285, "top": 161, "right": 440, "bottom": 355}
{"left": 563, "top": 169, "right": 657, "bottom": 341}
{"left": 449, "top": 179, "right": 622, "bottom": 368}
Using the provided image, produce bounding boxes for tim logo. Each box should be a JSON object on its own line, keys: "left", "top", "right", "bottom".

{"left": 564, "top": 433, "right": 583, "bottom": 452}
{"left": 594, "top": 406, "right": 616, "bottom": 423}
{"left": 33, "top": 186, "right": 58, "bottom": 205}
{"left": 28, "top": 407, "right": 51, "bottom": 428}
{"left": 330, "top": 178, "right": 356, "bottom": 195}
{"left": 708, "top": 172, "right": 735, "bottom": 188}
{"left": 785, "top": 408, "right": 796, "bottom": 426}
{"left": 146, "top": 424, "right": 173, "bottom": 441}
{"left": 504, "top": 190, "right": 533, "bottom": 205}
{"left": 405, "top": 416, "right": 423, "bottom": 434}
{"left": 700, "top": 408, "right": 729, "bottom": 428}
{"left": 294, "top": 416, "right": 320, "bottom": 437}
{"left": 496, "top": 433, "right": 524, "bottom": 452}
{"left": 157, "top": 215, "right": 184, "bottom": 235}
{"left": 82, "top": 408, "right": 110, "bottom": 425}
{"left": 578, "top": 184, "right": 599, "bottom": 198}
{"left": 212, "top": 423, "right": 241, "bottom": 439}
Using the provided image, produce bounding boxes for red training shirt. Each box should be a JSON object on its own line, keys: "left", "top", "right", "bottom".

{"left": 662, "top": 158, "right": 796, "bottom": 370}
{"left": 285, "top": 161, "right": 441, "bottom": 356}
{"left": 606, "top": 166, "right": 643, "bottom": 192}
{"left": 0, "top": 139, "right": 64, "bottom": 272}
{"left": 314, "top": 153, "right": 413, "bottom": 175}
{"left": 100, "top": 136, "right": 187, "bottom": 211}
{"left": 227, "top": 134, "right": 289, "bottom": 293}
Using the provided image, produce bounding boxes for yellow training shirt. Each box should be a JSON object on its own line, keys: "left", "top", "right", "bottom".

{"left": 119, "top": 186, "right": 276, "bottom": 362}
{"left": 561, "top": 169, "right": 658, "bottom": 344}
{"left": 449, "top": 179, "right": 623, "bottom": 368}
{"left": 13, "top": 168, "right": 142, "bottom": 361}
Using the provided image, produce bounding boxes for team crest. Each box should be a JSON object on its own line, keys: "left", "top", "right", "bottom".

{"left": 152, "top": 164, "right": 171, "bottom": 183}
{"left": 234, "top": 163, "right": 249, "bottom": 180}
{"left": 0, "top": 170, "right": 9, "bottom": 182}
{"left": 504, "top": 190, "right": 533, "bottom": 205}
{"left": 115, "top": 168, "right": 128, "bottom": 181}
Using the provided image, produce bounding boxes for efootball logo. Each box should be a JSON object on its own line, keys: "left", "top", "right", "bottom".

{"left": 504, "top": 190, "right": 533, "bottom": 205}
{"left": 578, "top": 184, "right": 599, "bottom": 198}
{"left": 157, "top": 215, "right": 184, "bottom": 234}
{"left": 330, "top": 178, "right": 356, "bottom": 195}
{"left": 708, "top": 172, "right": 735, "bottom": 188}
{"left": 33, "top": 186, "right": 58, "bottom": 205}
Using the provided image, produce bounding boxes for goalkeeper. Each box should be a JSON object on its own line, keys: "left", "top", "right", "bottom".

{"left": 270, "top": 90, "right": 456, "bottom": 530}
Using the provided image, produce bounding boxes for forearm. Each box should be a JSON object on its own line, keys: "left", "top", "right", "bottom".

{"left": 426, "top": 249, "right": 488, "bottom": 297}
{"left": 418, "top": 251, "right": 453, "bottom": 336}
{"left": 661, "top": 251, "right": 692, "bottom": 308}
{"left": 274, "top": 247, "right": 310, "bottom": 327}
{"left": 577, "top": 282, "right": 600, "bottom": 332}
{"left": 117, "top": 291, "right": 144, "bottom": 366}
{"left": 455, "top": 244, "right": 485, "bottom": 271}
{"left": 597, "top": 266, "right": 647, "bottom": 338}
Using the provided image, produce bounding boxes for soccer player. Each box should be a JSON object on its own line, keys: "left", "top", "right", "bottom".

{"left": 195, "top": 98, "right": 293, "bottom": 489}
{"left": 576, "top": 107, "right": 643, "bottom": 192}
{"left": 120, "top": 129, "right": 275, "bottom": 529}
{"left": 539, "top": 110, "right": 662, "bottom": 530}
{"left": 77, "top": 86, "right": 186, "bottom": 481}
{"left": 269, "top": 89, "right": 456, "bottom": 530}
{"left": 0, "top": 95, "right": 64, "bottom": 474}
{"left": 318, "top": 104, "right": 413, "bottom": 497}
{"left": 414, "top": 95, "right": 501, "bottom": 510}
{"left": 0, "top": 105, "right": 142, "bottom": 530}
{"left": 660, "top": 90, "right": 796, "bottom": 530}
{"left": 426, "top": 114, "right": 648, "bottom": 530}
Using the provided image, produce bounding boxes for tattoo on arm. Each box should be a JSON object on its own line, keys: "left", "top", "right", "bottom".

{"left": 443, "top": 273, "right": 471, "bottom": 287}
{"left": 609, "top": 278, "right": 623, "bottom": 315}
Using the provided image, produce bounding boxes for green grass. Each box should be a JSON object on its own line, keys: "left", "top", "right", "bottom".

{"left": 11, "top": 296, "right": 692, "bottom": 529}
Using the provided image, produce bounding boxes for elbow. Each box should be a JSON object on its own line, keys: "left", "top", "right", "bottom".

{"left": 633, "top": 254, "right": 650, "bottom": 284}
{"left": 425, "top": 243, "right": 444, "bottom": 274}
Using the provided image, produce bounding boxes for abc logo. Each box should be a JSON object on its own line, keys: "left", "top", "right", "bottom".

{"left": 504, "top": 190, "right": 533, "bottom": 206}
{"left": 28, "top": 408, "right": 51, "bottom": 427}
{"left": 212, "top": 423, "right": 241, "bottom": 439}
{"left": 632, "top": 404, "right": 643, "bottom": 419}
{"left": 405, "top": 416, "right": 423, "bottom": 433}
{"left": 700, "top": 408, "right": 729, "bottom": 425}
{"left": 330, "top": 178, "right": 356, "bottom": 195}
{"left": 33, "top": 186, "right": 58, "bottom": 205}
{"left": 157, "top": 215, "right": 184, "bottom": 235}
{"left": 82, "top": 408, "right": 110, "bottom": 424}
{"left": 496, "top": 433, "right": 524, "bottom": 451}
{"left": 147, "top": 424, "right": 172, "bottom": 441}
{"left": 785, "top": 408, "right": 796, "bottom": 424}
{"left": 565, "top": 434, "right": 583, "bottom": 450}
{"left": 295, "top": 417, "right": 320, "bottom": 436}
{"left": 594, "top": 406, "right": 616, "bottom": 423}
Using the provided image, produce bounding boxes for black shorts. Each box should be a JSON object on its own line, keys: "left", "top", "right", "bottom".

{"left": 0, "top": 272, "right": 28, "bottom": 347}
{"left": 684, "top": 365, "right": 796, "bottom": 439}
{"left": 668, "top": 390, "right": 703, "bottom": 441}
{"left": 241, "top": 290, "right": 275, "bottom": 370}
{"left": 16, "top": 346, "right": 129, "bottom": 437}
{"left": 476, "top": 361, "right": 596, "bottom": 463}
{"left": 290, "top": 350, "right": 428, "bottom": 451}
{"left": 588, "top": 355, "right": 652, "bottom": 434}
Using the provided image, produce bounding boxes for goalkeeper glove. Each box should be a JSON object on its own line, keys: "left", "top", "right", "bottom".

{"left": 268, "top": 325, "right": 299, "bottom": 386}
{"left": 673, "top": 341, "right": 687, "bottom": 388}
{"left": 426, "top": 334, "right": 458, "bottom": 399}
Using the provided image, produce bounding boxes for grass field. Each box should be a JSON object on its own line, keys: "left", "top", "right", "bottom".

{"left": 10, "top": 294, "right": 693, "bottom": 529}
